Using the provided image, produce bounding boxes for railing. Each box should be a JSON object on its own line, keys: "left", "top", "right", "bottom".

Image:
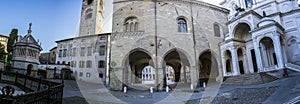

{"left": 111, "top": 31, "right": 145, "bottom": 41}
{"left": 286, "top": 63, "right": 300, "bottom": 72}
{"left": 0, "top": 70, "right": 64, "bottom": 104}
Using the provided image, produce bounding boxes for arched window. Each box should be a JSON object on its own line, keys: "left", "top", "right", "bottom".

{"left": 178, "top": 18, "right": 187, "bottom": 33}
{"left": 214, "top": 24, "right": 221, "bottom": 37}
{"left": 124, "top": 17, "right": 138, "bottom": 32}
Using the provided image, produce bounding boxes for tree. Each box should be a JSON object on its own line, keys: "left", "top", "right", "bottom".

{"left": 7, "top": 29, "right": 18, "bottom": 53}
{"left": 0, "top": 43, "right": 6, "bottom": 61}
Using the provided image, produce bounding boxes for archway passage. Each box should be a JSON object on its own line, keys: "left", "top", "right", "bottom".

{"left": 259, "top": 37, "right": 277, "bottom": 67}
{"left": 163, "top": 50, "right": 190, "bottom": 85}
{"left": 127, "top": 51, "right": 154, "bottom": 84}
{"left": 198, "top": 50, "right": 219, "bottom": 86}
{"left": 234, "top": 23, "right": 251, "bottom": 41}
{"left": 237, "top": 48, "right": 245, "bottom": 74}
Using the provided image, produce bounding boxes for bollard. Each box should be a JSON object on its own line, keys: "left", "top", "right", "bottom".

{"left": 150, "top": 87, "right": 153, "bottom": 93}
{"left": 166, "top": 86, "right": 169, "bottom": 92}
{"left": 203, "top": 82, "right": 206, "bottom": 88}
{"left": 123, "top": 86, "right": 127, "bottom": 93}
{"left": 190, "top": 84, "right": 194, "bottom": 90}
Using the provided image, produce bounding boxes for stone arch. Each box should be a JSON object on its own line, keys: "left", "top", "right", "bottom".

{"left": 161, "top": 48, "right": 191, "bottom": 86}
{"left": 224, "top": 50, "right": 233, "bottom": 73}
{"left": 122, "top": 48, "right": 154, "bottom": 84}
{"left": 198, "top": 50, "right": 219, "bottom": 81}
{"left": 259, "top": 37, "right": 277, "bottom": 67}
{"left": 233, "top": 23, "right": 252, "bottom": 41}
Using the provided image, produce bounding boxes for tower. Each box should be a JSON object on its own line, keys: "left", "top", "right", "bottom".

{"left": 79, "top": 0, "right": 105, "bottom": 36}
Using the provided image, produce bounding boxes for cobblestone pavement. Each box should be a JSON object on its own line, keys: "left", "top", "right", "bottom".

{"left": 60, "top": 75, "right": 300, "bottom": 104}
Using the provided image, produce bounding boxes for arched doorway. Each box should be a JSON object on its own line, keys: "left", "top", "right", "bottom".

{"left": 198, "top": 50, "right": 219, "bottom": 83}
{"left": 259, "top": 37, "right": 277, "bottom": 68}
{"left": 225, "top": 50, "right": 233, "bottom": 73}
{"left": 237, "top": 48, "right": 245, "bottom": 74}
{"left": 163, "top": 50, "right": 190, "bottom": 86}
{"left": 27, "top": 64, "right": 33, "bottom": 75}
{"left": 126, "top": 50, "right": 154, "bottom": 84}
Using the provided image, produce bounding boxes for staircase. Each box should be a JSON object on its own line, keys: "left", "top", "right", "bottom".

{"left": 286, "top": 63, "right": 300, "bottom": 72}
{"left": 222, "top": 73, "right": 278, "bottom": 86}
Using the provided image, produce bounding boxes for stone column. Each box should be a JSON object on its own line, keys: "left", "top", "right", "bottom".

{"left": 189, "top": 65, "right": 198, "bottom": 88}
{"left": 254, "top": 39, "right": 263, "bottom": 72}
{"left": 109, "top": 68, "right": 124, "bottom": 91}
{"left": 230, "top": 47, "right": 239, "bottom": 75}
{"left": 273, "top": 36, "right": 285, "bottom": 69}
{"left": 246, "top": 49, "right": 254, "bottom": 73}
{"left": 220, "top": 49, "right": 227, "bottom": 76}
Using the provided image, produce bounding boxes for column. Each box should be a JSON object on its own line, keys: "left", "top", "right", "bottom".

{"left": 246, "top": 49, "right": 254, "bottom": 73}
{"left": 254, "top": 39, "right": 263, "bottom": 72}
{"left": 273, "top": 36, "right": 285, "bottom": 69}
{"left": 230, "top": 47, "right": 239, "bottom": 75}
{"left": 221, "top": 51, "right": 227, "bottom": 76}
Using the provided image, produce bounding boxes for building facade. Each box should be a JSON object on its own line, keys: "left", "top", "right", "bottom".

{"left": 55, "top": 0, "right": 108, "bottom": 84}
{"left": 11, "top": 23, "right": 42, "bottom": 74}
{"left": 109, "top": 0, "right": 229, "bottom": 90}
{"left": 220, "top": 0, "right": 300, "bottom": 77}
{"left": 0, "top": 34, "right": 9, "bottom": 53}
{"left": 55, "top": 34, "right": 110, "bottom": 84}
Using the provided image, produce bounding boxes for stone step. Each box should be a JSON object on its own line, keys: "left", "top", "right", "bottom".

{"left": 222, "top": 73, "right": 278, "bottom": 86}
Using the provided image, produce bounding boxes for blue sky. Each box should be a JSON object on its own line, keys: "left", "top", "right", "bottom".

{"left": 1, "top": 0, "right": 297, "bottom": 52}
{"left": 0, "top": 0, "right": 113, "bottom": 52}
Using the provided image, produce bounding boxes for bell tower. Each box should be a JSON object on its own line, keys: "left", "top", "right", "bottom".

{"left": 79, "top": 0, "right": 105, "bottom": 36}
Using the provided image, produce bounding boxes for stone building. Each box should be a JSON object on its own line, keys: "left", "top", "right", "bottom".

{"left": 109, "top": 0, "right": 229, "bottom": 90}
{"left": 55, "top": 34, "right": 110, "bottom": 83}
{"left": 39, "top": 52, "right": 50, "bottom": 64}
{"left": 55, "top": 0, "right": 109, "bottom": 83}
{"left": 219, "top": 0, "right": 300, "bottom": 77}
{"left": 49, "top": 47, "right": 57, "bottom": 64}
{"left": 80, "top": 0, "right": 105, "bottom": 36}
{"left": 0, "top": 34, "right": 9, "bottom": 52}
{"left": 11, "top": 23, "right": 42, "bottom": 74}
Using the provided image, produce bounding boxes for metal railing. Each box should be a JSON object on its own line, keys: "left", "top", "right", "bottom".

{"left": 0, "top": 70, "right": 64, "bottom": 104}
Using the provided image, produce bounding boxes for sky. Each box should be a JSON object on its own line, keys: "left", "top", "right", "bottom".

{"left": 0, "top": 0, "right": 298, "bottom": 52}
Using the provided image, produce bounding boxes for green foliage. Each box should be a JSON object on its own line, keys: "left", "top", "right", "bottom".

{"left": 7, "top": 29, "right": 18, "bottom": 53}
{"left": 0, "top": 43, "right": 8, "bottom": 62}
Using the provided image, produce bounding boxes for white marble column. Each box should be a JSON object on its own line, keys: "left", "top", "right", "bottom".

{"left": 246, "top": 49, "right": 254, "bottom": 73}
{"left": 230, "top": 47, "right": 239, "bottom": 75}
{"left": 221, "top": 51, "right": 227, "bottom": 76}
{"left": 273, "top": 36, "right": 285, "bottom": 69}
{"left": 254, "top": 39, "right": 263, "bottom": 72}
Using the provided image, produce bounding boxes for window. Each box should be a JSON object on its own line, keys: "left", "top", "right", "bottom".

{"left": 124, "top": 17, "right": 138, "bottom": 32}
{"left": 63, "top": 49, "right": 67, "bottom": 57}
{"left": 99, "top": 46, "right": 105, "bottom": 55}
{"left": 79, "top": 61, "right": 85, "bottom": 68}
{"left": 57, "top": 61, "right": 60, "bottom": 64}
{"left": 178, "top": 18, "right": 187, "bottom": 32}
{"left": 100, "top": 36, "right": 106, "bottom": 40}
{"left": 58, "top": 50, "right": 62, "bottom": 57}
{"left": 99, "top": 73, "right": 103, "bottom": 78}
{"left": 86, "top": 60, "right": 92, "bottom": 68}
{"left": 80, "top": 47, "right": 85, "bottom": 56}
{"left": 214, "top": 24, "right": 221, "bottom": 37}
{"left": 72, "top": 48, "right": 76, "bottom": 57}
{"left": 74, "top": 61, "right": 77, "bottom": 67}
{"left": 79, "top": 72, "right": 83, "bottom": 77}
{"left": 98, "top": 60, "right": 105, "bottom": 68}
{"left": 245, "top": 0, "right": 253, "bottom": 8}
{"left": 86, "top": 73, "right": 91, "bottom": 77}
{"left": 87, "top": 47, "right": 92, "bottom": 56}
{"left": 62, "top": 61, "right": 66, "bottom": 64}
